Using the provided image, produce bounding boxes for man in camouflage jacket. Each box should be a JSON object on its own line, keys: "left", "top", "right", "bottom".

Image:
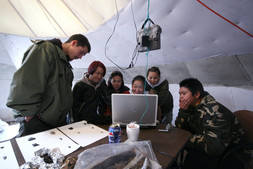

{"left": 175, "top": 78, "right": 247, "bottom": 169}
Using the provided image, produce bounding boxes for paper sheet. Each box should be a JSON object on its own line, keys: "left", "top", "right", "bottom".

{"left": 58, "top": 120, "right": 108, "bottom": 147}
{"left": 0, "top": 121, "right": 19, "bottom": 142}
{"left": 0, "top": 140, "right": 19, "bottom": 169}
{"left": 16, "top": 128, "right": 80, "bottom": 162}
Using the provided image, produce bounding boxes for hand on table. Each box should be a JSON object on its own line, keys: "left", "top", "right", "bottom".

{"left": 25, "top": 116, "right": 34, "bottom": 122}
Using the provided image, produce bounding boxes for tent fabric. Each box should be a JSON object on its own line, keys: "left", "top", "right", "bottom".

{"left": 0, "top": 0, "right": 129, "bottom": 38}
{"left": 1, "top": 0, "right": 253, "bottom": 70}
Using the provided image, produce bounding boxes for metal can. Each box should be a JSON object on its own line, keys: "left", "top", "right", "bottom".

{"left": 108, "top": 123, "right": 121, "bottom": 143}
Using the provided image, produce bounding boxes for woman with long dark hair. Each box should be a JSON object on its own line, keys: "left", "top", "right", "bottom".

{"left": 107, "top": 71, "right": 130, "bottom": 94}
{"left": 104, "top": 71, "right": 130, "bottom": 115}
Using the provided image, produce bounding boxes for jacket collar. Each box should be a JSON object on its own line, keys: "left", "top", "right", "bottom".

{"left": 80, "top": 72, "right": 104, "bottom": 90}
{"left": 147, "top": 77, "right": 166, "bottom": 88}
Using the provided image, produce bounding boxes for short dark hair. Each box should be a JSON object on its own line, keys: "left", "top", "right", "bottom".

{"left": 88, "top": 61, "right": 106, "bottom": 76}
{"left": 108, "top": 71, "right": 126, "bottom": 92}
{"left": 147, "top": 66, "right": 160, "bottom": 77}
{"left": 65, "top": 34, "right": 91, "bottom": 52}
{"left": 179, "top": 78, "right": 205, "bottom": 97}
{"left": 132, "top": 75, "right": 145, "bottom": 85}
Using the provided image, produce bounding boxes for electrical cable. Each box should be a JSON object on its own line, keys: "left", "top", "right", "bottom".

{"left": 104, "top": 0, "right": 141, "bottom": 70}
{"left": 131, "top": 0, "right": 138, "bottom": 33}
{"left": 153, "top": 144, "right": 174, "bottom": 159}
{"left": 140, "top": 49, "right": 150, "bottom": 125}
{"left": 104, "top": 0, "right": 125, "bottom": 70}
{"left": 140, "top": 0, "right": 151, "bottom": 125}
{"left": 197, "top": 0, "right": 253, "bottom": 38}
{"left": 127, "top": 0, "right": 140, "bottom": 69}
{"left": 139, "top": 139, "right": 174, "bottom": 159}
{"left": 128, "top": 44, "right": 139, "bottom": 68}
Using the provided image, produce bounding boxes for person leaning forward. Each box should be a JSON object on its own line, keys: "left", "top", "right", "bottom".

{"left": 6, "top": 34, "right": 91, "bottom": 137}
{"left": 175, "top": 78, "right": 248, "bottom": 169}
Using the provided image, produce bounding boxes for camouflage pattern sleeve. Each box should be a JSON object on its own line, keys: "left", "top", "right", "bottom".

{"left": 176, "top": 94, "right": 238, "bottom": 156}
{"left": 186, "top": 103, "right": 234, "bottom": 156}
{"left": 175, "top": 108, "right": 191, "bottom": 129}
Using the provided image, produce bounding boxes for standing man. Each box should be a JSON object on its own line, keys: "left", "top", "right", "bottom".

{"left": 6, "top": 34, "right": 91, "bottom": 137}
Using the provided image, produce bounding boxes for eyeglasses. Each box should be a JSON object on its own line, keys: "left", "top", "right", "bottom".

{"left": 80, "top": 50, "right": 88, "bottom": 56}
{"left": 133, "top": 85, "right": 144, "bottom": 89}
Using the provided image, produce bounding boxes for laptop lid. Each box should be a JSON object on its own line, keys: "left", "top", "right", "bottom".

{"left": 112, "top": 94, "right": 158, "bottom": 127}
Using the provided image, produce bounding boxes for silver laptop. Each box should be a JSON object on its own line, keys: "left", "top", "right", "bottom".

{"left": 112, "top": 94, "right": 158, "bottom": 127}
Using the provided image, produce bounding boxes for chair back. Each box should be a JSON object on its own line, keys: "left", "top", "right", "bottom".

{"left": 234, "top": 110, "right": 253, "bottom": 144}
{"left": 217, "top": 110, "right": 253, "bottom": 169}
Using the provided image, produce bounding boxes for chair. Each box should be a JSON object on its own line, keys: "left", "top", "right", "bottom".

{"left": 234, "top": 110, "right": 253, "bottom": 143}
{"left": 161, "top": 91, "right": 174, "bottom": 124}
{"left": 217, "top": 110, "right": 253, "bottom": 169}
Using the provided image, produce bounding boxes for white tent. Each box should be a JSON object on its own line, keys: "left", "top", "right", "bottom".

{"left": 1, "top": 0, "right": 253, "bottom": 81}
{"left": 0, "top": 0, "right": 253, "bottom": 121}
{"left": 0, "top": 0, "right": 129, "bottom": 37}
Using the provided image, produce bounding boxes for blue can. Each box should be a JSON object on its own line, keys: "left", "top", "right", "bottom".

{"left": 108, "top": 123, "right": 121, "bottom": 143}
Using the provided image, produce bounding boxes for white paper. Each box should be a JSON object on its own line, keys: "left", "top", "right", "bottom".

{"left": 0, "top": 141, "right": 19, "bottom": 169}
{"left": 58, "top": 120, "right": 108, "bottom": 147}
{"left": 16, "top": 128, "right": 80, "bottom": 162}
{"left": 0, "top": 121, "right": 19, "bottom": 142}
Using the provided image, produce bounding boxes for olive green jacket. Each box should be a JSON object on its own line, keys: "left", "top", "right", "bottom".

{"left": 145, "top": 79, "right": 173, "bottom": 124}
{"left": 175, "top": 92, "right": 245, "bottom": 156}
{"left": 6, "top": 40, "right": 73, "bottom": 127}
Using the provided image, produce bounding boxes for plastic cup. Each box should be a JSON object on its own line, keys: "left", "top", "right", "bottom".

{"left": 126, "top": 123, "right": 140, "bottom": 142}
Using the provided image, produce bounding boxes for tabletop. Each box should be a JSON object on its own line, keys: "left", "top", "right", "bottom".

{"left": 10, "top": 124, "right": 191, "bottom": 169}
{"left": 66, "top": 124, "right": 191, "bottom": 169}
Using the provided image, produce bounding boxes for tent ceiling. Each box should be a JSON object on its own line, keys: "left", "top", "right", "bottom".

{"left": 1, "top": 0, "right": 253, "bottom": 72}
{"left": 0, "top": 0, "right": 129, "bottom": 38}
{"left": 0, "top": 0, "right": 253, "bottom": 87}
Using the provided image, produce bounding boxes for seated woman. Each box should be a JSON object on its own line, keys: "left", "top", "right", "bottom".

{"left": 145, "top": 66, "right": 173, "bottom": 124}
{"left": 72, "top": 61, "right": 111, "bottom": 124}
{"left": 131, "top": 75, "right": 162, "bottom": 122}
{"left": 108, "top": 71, "right": 130, "bottom": 94}
{"left": 130, "top": 75, "right": 146, "bottom": 94}
{"left": 104, "top": 71, "right": 130, "bottom": 115}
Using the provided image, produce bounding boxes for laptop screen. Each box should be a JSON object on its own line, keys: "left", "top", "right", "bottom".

{"left": 112, "top": 94, "right": 158, "bottom": 127}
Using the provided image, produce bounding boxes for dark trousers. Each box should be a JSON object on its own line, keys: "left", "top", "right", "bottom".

{"left": 182, "top": 150, "right": 220, "bottom": 169}
{"left": 182, "top": 150, "right": 245, "bottom": 169}
{"left": 17, "top": 116, "right": 54, "bottom": 137}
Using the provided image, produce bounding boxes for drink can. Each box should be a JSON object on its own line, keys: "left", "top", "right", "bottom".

{"left": 108, "top": 123, "right": 121, "bottom": 143}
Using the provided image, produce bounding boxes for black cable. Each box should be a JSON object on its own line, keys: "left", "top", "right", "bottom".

{"left": 138, "top": 138, "right": 174, "bottom": 159}
{"left": 104, "top": 0, "right": 124, "bottom": 70}
{"left": 127, "top": 0, "right": 140, "bottom": 69}
{"left": 127, "top": 44, "right": 139, "bottom": 69}
{"left": 104, "top": 0, "right": 142, "bottom": 70}
{"left": 131, "top": 0, "right": 138, "bottom": 38}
